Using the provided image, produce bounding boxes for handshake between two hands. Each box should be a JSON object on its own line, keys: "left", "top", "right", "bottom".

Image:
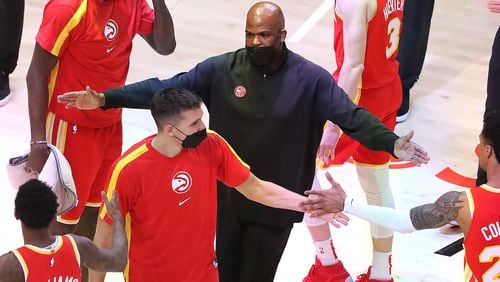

{"left": 300, "top": 172, "right": 350, "bottom": 228}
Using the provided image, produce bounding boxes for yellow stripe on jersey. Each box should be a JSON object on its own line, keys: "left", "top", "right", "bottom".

{"left": 463, "top": 261, "right": 473, "bottom": 281}
{"left": 66, "top": 235, "right": 81, "bottom": 267}
{"left": 45, "top": 111, "right": 68, "bottom": 153}
{"left": 480, "top": 184, "right": 500, "bottom": 193}
{"left": 207, "top": 130, "right": 250, "bottom": 169}
{"left": 353, "top": 160, "right": 390, "bottom": 168}
{"left": 47, "top": 62, "right": 60, "bottom": 103}
{"left": 24, "top": 236, "right": 63, "bottom": 255}
{"left": 465, "top": 189, "right": 475, "bottom": 220}
{"left": 12, "top": 250, "right": 29, "bottom": 280}
{"left": 99, "top": 144, "right": 149, "bottom": 218}
{"left": 124, "top": 213, "right": 132, "bottom": 282}
{"left": 56, "top": 118, "right": 68, "bottom": 153}
{"left": 51, "top": 0, "right": 88, "bottom": 56}
{"left": 46, "top": 111, "right": 56, "bottom": 144}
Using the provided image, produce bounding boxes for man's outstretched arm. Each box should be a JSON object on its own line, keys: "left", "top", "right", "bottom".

{"left": 302, "top": 173, "right": 469, "bottom": 233}
{"left": 74, "top": 191, "right": 127, "bottom": 274}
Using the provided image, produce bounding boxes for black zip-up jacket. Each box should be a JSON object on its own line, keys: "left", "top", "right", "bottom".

{"left": 104, "top": 46, "right": 398, "bottom": 227}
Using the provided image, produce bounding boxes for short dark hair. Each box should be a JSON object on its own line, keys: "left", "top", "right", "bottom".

{"left": 482, "top": 110, "right": 500, "bottom": 161}
{"left": 15, "top": 179, "right": 58, "bottom": 229}
{"left": 150, "top": 88, "right": 203, "bottom": 128}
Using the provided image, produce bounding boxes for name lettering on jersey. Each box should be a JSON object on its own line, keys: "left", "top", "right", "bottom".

{"left": 47, "top": 276, "right": 79, "bottom": 282}
{"left": 172, "top": 171, "right": 192, "bottom": 194}
{"left": 481, "top": 221, "right": 500, "bottom": 241}
{"left": 383, "top": 0, "right": 404, "bottom": 20}
{"left": 104, "top": 19, "right": 119, "bottom": 41}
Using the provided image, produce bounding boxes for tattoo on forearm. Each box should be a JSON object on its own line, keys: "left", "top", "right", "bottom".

{"left": 410, "top": 191, "right": 464, "bottom": 230}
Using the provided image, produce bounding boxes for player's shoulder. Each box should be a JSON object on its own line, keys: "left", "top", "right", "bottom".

{"left": 42, "top": 0, "right": 88, "bottom": 24}
{"left": 0, "top": 251, "right": 24, "bottom": 282}
{"left": 113, "top": 136, "right": 153, "bottom": 171}
{"left": 44, "top": 0, "right": 85, "bottom": 11}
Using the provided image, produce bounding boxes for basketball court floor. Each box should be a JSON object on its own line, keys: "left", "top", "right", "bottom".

{"left": 0, "top": 0, "right": 498, "bottom": 281}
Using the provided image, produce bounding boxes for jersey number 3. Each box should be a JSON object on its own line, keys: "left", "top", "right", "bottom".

{"left": 386, "top": 17, "right": 402, "bottom": 59}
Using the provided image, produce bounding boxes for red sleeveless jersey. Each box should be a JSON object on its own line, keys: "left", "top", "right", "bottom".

{"left": 12, "top": 235, "right": 81, "bottom": 282}
{"left": 464, "top": 185, "right": 500, "bottom": 281}
{"left": 333, "top": 0, "right": 403, "bottom": 89}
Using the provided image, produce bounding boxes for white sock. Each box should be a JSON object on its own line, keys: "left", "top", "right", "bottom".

{"left": 370, "top": 251, "right": 392, "bottom": 280}
{"left": 313, "top": 238, "right": 339, "bottom": 266}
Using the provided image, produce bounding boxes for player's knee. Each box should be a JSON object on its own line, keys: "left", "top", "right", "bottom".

{"left": 365, "top": 188, "right": 395, "bottom": 208}
{"left": 370, "top": 224, "right": 394, "bottom": 239}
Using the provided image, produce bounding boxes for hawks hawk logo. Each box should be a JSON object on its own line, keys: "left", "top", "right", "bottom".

{"left": 172, "top": 171, "right": 192, "bottom": 194}
{"left": 234, "top": 86, "right": 247, "bottom": 98}
{"left": 104, "top": 19, "right": 119, "bottom": 41}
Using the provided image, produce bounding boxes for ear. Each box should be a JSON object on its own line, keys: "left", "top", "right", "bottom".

{"left": 279, "top": 29, "right": 287, "bottom": 42}
{"left": 485, "top": 144, "right": 493, "bottom": 158}
{"left": 162, "top": 124, "right": 174, "bottom": 136}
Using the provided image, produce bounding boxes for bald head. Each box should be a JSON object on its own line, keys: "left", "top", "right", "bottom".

{"left": 246, "top": 2, "right": 285, "bottom": 32}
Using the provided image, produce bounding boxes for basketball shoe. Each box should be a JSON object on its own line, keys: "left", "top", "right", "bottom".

{"left": 355, "top": 267, "right": 394, "bottom": 282}
{"left": 303, "top": 257, "right": 353, "bottom": 282}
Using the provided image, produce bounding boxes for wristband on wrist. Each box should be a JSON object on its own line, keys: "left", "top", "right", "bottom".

{"left": 343, "top": 197, "right": 355, "bottom": 213}
{"left": 30, "top": 140, "right": 48, "bottom": 146}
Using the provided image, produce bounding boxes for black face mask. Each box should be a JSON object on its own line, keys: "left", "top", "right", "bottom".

{"left": 246, "top": 46, "right": 276, "bottom": 66}
{"left": 173, "top": 127, "right": 207, "bottom": 148}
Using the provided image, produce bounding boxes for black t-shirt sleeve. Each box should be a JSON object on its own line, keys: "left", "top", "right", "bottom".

{"left": 102, "top": 57, "right": 218, "bottom": 109}
{"left": 315, "top": 69, "right": 399, "bottom": 156}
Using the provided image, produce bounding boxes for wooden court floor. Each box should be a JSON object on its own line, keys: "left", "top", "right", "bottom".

{"left": 0, "top": 0, "right": 499, "bottom": 281}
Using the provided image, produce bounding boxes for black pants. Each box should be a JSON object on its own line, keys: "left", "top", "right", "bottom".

{"left": 476, "top": 26, "right": 500, "bottom": 186}
{"left": 216, "top": 211, "right": 292, "bottom": 282}
{"left": 397, "top": 0, "right": 434, "bottom": 105}
{"left": 0, "top": 0, "right": 24, "bottom": 75}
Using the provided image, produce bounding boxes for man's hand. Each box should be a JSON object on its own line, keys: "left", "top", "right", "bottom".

{"left": 317, "top": 121, "right": 340, "bottom": 165}
{"left": 317, "top": 212, "right": 350, "bottom": 228}
{"left": 488, "top": 0, "right": 500, "bottom": 12}
{"left": 57, "top": 86, "right": 105, "bottom": 110}
{"left": 102, "top": 191, "right": 123, "bottom": 225}
{"left": 393, "top": 131, "right": 430, "bottom": 166}
{"left": 26, "top": 145, "right": 50, "bottom": 173}
{"left": 301, "top": 172, "right": 347, "bottom": 216}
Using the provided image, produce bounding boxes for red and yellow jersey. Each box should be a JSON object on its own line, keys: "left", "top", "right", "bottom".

{"left": 333, "top": 0, "right": 403, "bottom": 89}
{"left": 99, "top": 131, "right": 251, "bottom": 282}
{"left": 12, "top": 235, "right": 81, "bottom": 282}
{"left": 36, "top": 0, "right": 155, "bottom": 128}
{"left": 464, "top": 185, "right": 500, "bottom": 281}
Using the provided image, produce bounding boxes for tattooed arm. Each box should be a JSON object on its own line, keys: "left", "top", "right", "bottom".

{"left": 410, "top": 191, "right": 470, "bottom": 232}
{"left": 305, "top": 188, "right": 470, "bottom": 233}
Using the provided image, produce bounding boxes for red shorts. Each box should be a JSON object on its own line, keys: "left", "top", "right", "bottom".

{"left": 46, "top": 112, "right": 122, "bottom": 224}
{"left": 327, "top": 79, "right": 402, "bottom": 166}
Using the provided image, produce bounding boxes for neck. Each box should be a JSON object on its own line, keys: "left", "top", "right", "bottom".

{"left": 21, "top": 225, "right": 55, "bottom": 247}
{"left": 485, "top": 162, "right": 500, "bottom": 187}
{"left": 151, "top": 133, "right": 182, "bottom": 158}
